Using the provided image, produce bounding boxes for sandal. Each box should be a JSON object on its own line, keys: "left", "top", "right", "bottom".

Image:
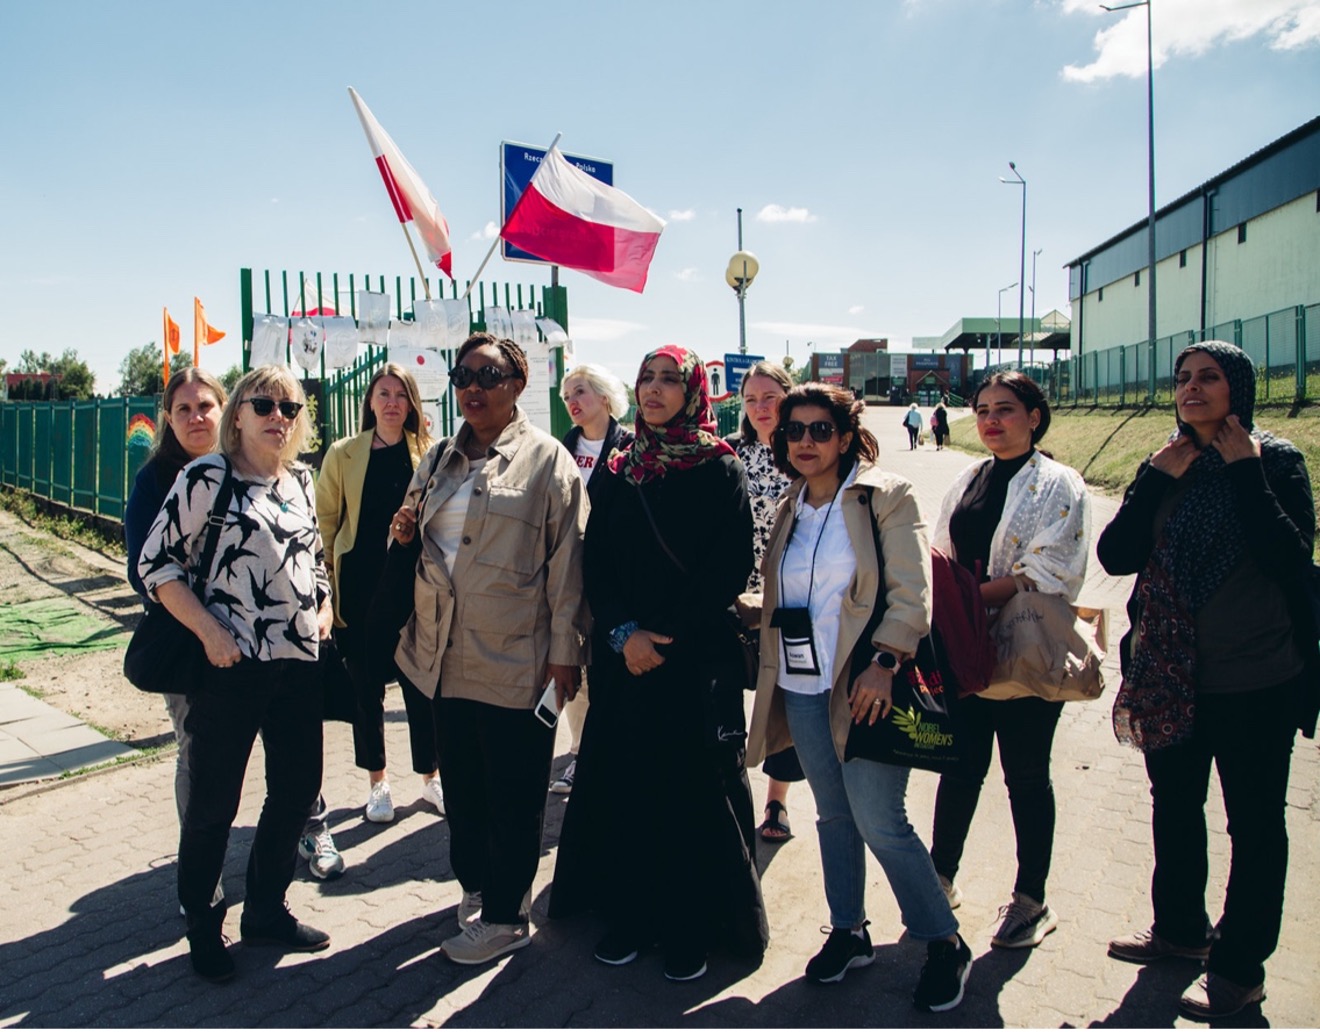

{"left": 759, "top": 800, "right": 792, "bottom": 843}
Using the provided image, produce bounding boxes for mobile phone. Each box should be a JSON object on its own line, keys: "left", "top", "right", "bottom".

{"left": 534, "top": 679, "right": 560, "bottom": 728}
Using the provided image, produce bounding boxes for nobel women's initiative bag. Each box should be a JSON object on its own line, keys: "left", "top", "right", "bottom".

{"left": 984, "top": 590, "right": 1108, "bottom": 702}
{"left": 124, "top": 459, "right": 234, "bottom": 694}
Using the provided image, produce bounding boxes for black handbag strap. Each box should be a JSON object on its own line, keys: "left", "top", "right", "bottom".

{"left": 191, "top": 457, "right": 234, "bottom": 597}
{"left": 634, "top": 483, "right": 690, "bottom": 578}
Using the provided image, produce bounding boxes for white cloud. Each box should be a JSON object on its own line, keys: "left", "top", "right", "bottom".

{"left": 1060, "top": 0, "right": 1320, "bottom": 82}
{"left": 667, "top": 208, "right": 696, "bottom": 222}
{"left": 270, "top": 198, "right": 279, "bottom": 204}
{"left": 568, "top": 317, "right": 647, "bottom": 342}
{"left": 755, "top": 204, "right": 817, "bottom": 224}
{"left": 674, "top": 267, "right": 699, "bottom": 282}
{"left": 469, "top": 221, "right": 499, "bottom": 241}
{"left": 848, "top": 304, "right": 865, "bottom": 315}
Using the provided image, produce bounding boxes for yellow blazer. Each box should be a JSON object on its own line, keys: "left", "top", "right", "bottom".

{"left": 316, "top": 427, "right": 424, "bottom": 627}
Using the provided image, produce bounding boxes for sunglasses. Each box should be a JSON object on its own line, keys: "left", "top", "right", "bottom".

{"left": 450, "top": 364, "right": 514, "bottom": 390}
{"left": 780, "top": 420, "right": 839, "bottom": 444}
{"left": 243, "top": 397, "right": 303, "bottom": 420}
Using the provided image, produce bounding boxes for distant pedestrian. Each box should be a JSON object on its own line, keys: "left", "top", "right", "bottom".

{"left": 903, "top": 403, "right": 922, "bottom": 450}
{"left": 930, "top": 402, "right": 949, "bottom": 450}
{"left": 1098, "top": 341, "right": 1318, "bottom": 1021}
{"left": 928, "top": 371, "right": 1089, "bottom": 951}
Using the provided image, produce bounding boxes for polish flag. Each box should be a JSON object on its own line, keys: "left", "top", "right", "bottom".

{"left": 501, "top": 145, "right": 665, "bottom": 293}
{"left": 348, "top": 87, "right": 453, "bottom": 278}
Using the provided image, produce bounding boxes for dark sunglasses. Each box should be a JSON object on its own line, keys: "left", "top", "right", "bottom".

{"left": 780, "top": 420, "right": 839, "bottom": 444}
{"left": 243, "top": 397, "right": 303, "bottom": 420}
{"left": 450, "top": 364, "right": 514, "bottom": 390}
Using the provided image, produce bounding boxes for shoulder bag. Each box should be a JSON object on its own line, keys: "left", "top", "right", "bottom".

{"left": 984, "top": 590, "right": 1107, "bottom": 702}
{"left": 123, "top": 459, "right": 234, "bottom": 694}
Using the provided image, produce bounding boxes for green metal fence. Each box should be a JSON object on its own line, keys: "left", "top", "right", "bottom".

{"left": 1053, "top": 302, "right": 1318, "bottom": 407}
{"left": 0, "top": 396, "right": 158, "bottom": 521}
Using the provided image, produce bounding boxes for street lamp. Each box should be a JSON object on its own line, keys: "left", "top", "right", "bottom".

{"left": 726, "top": 208, "right": 760, "bottom": 355}
{"left": 1030, "top": 247, "right": 1043, "bottom": 369}
{"left": 1101, "top": 0, "right": 1157, "bottom": 373}
{"left": 997, "top": 281, "right": 1018, "bottom": 367}
{"left": 999, "top": 162, "right": 1027, "bottom": 368}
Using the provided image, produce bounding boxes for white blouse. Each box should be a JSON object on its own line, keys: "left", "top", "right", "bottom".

{"left": 425, "top": 457, "right": 486, "bottom": 576}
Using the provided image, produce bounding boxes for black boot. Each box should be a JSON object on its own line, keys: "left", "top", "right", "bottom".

{"left": 186, "top": 901, "right": 235, "bottom": 982}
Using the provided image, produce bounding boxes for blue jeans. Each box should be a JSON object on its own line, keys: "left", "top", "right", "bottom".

{"left": 784, "top": 689, "right": 957, "bottom": 940}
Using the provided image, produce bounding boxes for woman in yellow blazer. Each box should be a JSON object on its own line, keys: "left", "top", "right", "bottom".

{"left": 317, "top": 363, "right": 437, "bottom": 825}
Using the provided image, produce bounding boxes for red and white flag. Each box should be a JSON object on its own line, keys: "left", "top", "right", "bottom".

{"left": 348, "top": 87, "right": 453, "bottom": 278}
{"left": 501, "top": 145, "right": 665, "bottom": 293}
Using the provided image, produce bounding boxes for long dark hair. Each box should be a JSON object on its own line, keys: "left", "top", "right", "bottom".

{"left": 971, "top": 370, "right": 1051, "bottom": 444}
{"left": 771, "top": 382, "right": 879, "bottom": 479}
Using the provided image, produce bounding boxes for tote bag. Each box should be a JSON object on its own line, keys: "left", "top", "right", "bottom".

{"left": 984, "top": 591, "right": 1107, "bottom": 702}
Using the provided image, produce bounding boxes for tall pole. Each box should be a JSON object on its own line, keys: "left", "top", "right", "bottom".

{"left": 736, "top": 208, "right": 747, "bottom": 355}
{"left": 997, "top": 281, "right": 1017, "bottom": 367}
{"left": 1030, "top": 247, "right": 1043, "bottom": 369}
{"left": 1002, "top": 163, "right": 1027, "bottom": 368}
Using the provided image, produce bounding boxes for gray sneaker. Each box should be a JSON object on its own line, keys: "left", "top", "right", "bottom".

{"left": 1108, "top": 927, "right": 1211, "bottom": 964}
{"left": 992, "top": 892, "right": 1057, "bottom": 948}
{"left": 442, "top": 919, "right": 531, "bottom": 965}
{"left": 298, "top": 827, "right": 345, "bottom": 881}
{"left": 458, "top": 890, "right": 483, "bottom": 929}
{"left": 1179, "top": 973, "right": 1265, "bottom": 1020}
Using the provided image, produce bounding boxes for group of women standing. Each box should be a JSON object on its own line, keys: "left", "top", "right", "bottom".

{"left": 126, "top": 337, "right": 1312, "bottom": 1021}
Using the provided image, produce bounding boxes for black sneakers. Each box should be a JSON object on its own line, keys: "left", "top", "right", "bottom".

{"left": 805, "top": 923, "right": 875, "bottom": 984}
{"left": 185, "top": 902, "right": 235, "bottom": 982}
{"left": 240, "top": 905, "right": 330, "bottom": 953}
{"left": 913, "top": 934, "right": 973, "bottom": 1012}
{"left": 594, "top": 928, "right": 641, "bottom": 966}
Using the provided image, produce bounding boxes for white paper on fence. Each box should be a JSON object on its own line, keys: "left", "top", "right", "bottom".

{"left": 484, "top": 305, "right": 513, "bottom": 341}
{"left": 536, "top": 317, "right": 569, "bottom": 345}
{"left": 510, "top": 309, "right": 538, "bottom": 348}
{"left": 389, "top": 344, "right": 449, "bottom": 400}
{"left": 357, "top": 290, "right": 391, "bottom": 344}
{"left": 290, "top": 318, "right": 324, "bottom": 372}
{"left": 520, "top": 336, "right": 553, "bottom": 434}
{"left": 388, "top": 319, "right": 421, "bottom": 350}
{"left": 419, "top": 401, "right": 442, "bottom": 440}
{"left": 438, "top": 298, "right": 469, "bottom": 347}
{"left": 322, "top": 317, "right": 360, "bottom": 369}
{"left": 250, "top": 314, "right": 289, "bottom": 367}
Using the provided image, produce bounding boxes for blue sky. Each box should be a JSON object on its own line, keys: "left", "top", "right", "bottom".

{"left": 1, "top": 0, "right": 1317, "bottom": 393}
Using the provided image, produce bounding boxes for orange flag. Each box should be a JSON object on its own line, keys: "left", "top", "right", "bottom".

{"left": 163, "top": 307, "right": 181, "bottom": 387}
{"left": 193, "top": 297, "right": 226, "bottom": 365}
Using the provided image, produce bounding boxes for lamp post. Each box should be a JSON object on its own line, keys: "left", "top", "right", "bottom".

{"left": 1030, "top": 247, "right": 1043, "bottom": 369}
{"left": 1101, "top": 0, "right": 1157, "bottom": 376}
{"left": 725, "top": 208, "right": 760, "bottom": 355}
{"left": 1000, "top": 162, "right": 1027, "bottom": 368}
{"left": 997, "top": 281, "right": 1017, "bottom": 367}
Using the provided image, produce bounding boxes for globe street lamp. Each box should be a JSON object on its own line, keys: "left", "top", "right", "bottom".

{"left": 1000, "top": 162, "right": 1027, "bottom": 368}
{"left": 997, "top": 281, "right": 1018, "bottom": 367}
{"left": 726, "top": 208, "right": 760, "bottom": 355}
{"left": 1101, "top": 0, "right": 1157, "bottom": 381}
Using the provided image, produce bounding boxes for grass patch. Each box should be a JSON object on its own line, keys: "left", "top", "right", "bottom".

{"left": 0, "top": 487, "right": 125, "bottom": 556}
{"left": 0, "top": 658, "right": 25, "bottom": 681}
{"left": 16, "top": 682, "right": 45, "bottom": 699}
{"left": 69, "top": 711, "right": 122, "bottom": 742}
{"left": 57, "top": 743, "right": 168, "bottom": 780}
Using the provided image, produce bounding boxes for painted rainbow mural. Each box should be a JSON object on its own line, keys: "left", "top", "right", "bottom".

{"left": 127, "top": 414, "right": 156, "bottom": 450}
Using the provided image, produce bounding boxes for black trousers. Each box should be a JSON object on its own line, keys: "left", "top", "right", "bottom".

{"left": 340, "top": 625, "right": 438, "bottom": 775}
{"left": 435, "top": 696, "right": 554, "bottom": 925}
{"left": 930, "top": 693, "right": 1064, "bottom": 902}
{"left": 1144, "top": 680, "right": 1297, "bottom": 987}
{"left": 177, "top": 659, "right": 323, "bottom": 921}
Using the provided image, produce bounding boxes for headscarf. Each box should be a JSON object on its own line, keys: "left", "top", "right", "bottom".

{"left": 1114, "top": 341, "right": 1294, "bottom": 751}
{"left": 608, "top": 345, "right": 734, "bottom": 485}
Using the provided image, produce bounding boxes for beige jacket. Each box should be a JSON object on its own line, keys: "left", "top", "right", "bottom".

{"left": 393, "top": 408, "right": 589, "bottom": 707}
{"left": 746, "top": 463, "right": 932, "bottom": 766}
{"left": 316, "top": 427, "right": 425, "bottom": 628}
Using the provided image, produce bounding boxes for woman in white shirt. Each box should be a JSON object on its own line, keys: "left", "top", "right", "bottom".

{"left": 747, "top": 383, "right": 972, "bottom": 1014}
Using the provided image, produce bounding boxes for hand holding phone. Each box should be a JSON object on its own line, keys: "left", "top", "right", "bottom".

{"left": 534, "top": 678, "right": 560, "bottom": 728}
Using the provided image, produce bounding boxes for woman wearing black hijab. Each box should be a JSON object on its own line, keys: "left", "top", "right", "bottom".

{"left": 1098, "top": 341, "right": 1317, "bottom": 1021}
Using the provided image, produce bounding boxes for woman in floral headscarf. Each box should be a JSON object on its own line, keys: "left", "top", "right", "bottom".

{"left": 551, "top": 345, "right": 768, "bottom": 983}
{"left": 1098, "top": 341, "right": 1317, "bottom": 1021}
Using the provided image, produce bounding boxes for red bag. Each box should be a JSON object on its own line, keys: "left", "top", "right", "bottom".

{"left": 930, "top": 547, "right": 996, "bottom": 697}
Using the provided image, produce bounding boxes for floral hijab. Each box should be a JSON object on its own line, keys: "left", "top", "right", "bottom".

{"left": 608, "top": 345, "right": 734, "bottom": 485}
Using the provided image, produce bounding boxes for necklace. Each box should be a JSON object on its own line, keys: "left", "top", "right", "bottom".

{"left": 373, "top": 430, "right": 401, "bottom": 448}
{"left": 268, "top": 476, "right": 291, "bottom": 513}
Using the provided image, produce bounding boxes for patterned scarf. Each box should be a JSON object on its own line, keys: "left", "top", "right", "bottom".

{"left": 608, "top": 345, "right": 734, "bottom": 485}
{"left": 1114, "top": 341, "right": 1288, "bottom": 751}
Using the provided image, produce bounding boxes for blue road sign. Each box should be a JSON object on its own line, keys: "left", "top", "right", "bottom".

{"left": 501, "top": 142, "right": 614, "bottom": 264}
{"left": 724, "top": 354, "right": 764, "bottom": 396}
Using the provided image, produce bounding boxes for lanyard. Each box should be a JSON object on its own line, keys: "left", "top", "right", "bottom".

{"left": 778, "top": 484, "right": 840, "bottom": 614}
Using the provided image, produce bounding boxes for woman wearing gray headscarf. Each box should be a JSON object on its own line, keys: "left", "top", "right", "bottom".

{"left": 1097, "top": 341, "right": 1317, "bottom": 1021}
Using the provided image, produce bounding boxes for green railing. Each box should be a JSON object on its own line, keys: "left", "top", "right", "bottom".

{"left": 1051, "top": 302, "right": 1318, "bottom": 407}
{"left": 0, "top": 397, "right": 158, "bottom": 521}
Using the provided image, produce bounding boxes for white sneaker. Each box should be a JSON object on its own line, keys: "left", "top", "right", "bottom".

{"left": 442, "top": 918, "right": 530, "bottom": 965}
{"left": 421, "top": 777, "right": 446, "bottom": 817}
{"left": 458, "top": 890, "right": 483, "bottom": 929}
{"left": 365, "top": 781, "right": 394, "bottom": 824}
{"left": 549, "top": 758, "right": 576, "bottom": 795}
{"left": 939, "top": 874, "right": 963, "bottom": 910}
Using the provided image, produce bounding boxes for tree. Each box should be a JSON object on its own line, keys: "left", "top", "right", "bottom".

{"left": 116, "top": 343, "right": 193, "bottom": 397}
{"left": 219, "top": 364, "right": 243, "bottom": 394}
{"left": 15, "top": 349, "right": 96, "bottom": 399}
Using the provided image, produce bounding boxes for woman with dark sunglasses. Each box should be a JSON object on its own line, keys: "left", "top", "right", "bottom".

{"left": 551, "top": 345, "right": 767, "bottom": 983}
{"left": 139, "top": 366, "right": 335, "bottom": 981}
{"left": 387, "top": 332, "right": 589, "bottom": 968}
{"left": 747, "top": 382, "right": 972, "bottom": 1014}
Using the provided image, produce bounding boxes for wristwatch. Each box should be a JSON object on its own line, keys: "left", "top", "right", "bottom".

{"left": 871, "top": 649, "right": 899, "bottom": 671}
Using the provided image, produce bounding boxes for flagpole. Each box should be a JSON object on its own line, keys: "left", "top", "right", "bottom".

{"left": 399, "top": 220, "right": 433, "bottom": 301}
{"left": 163, "top": 308, "right": 171, "bottom": 388}
{"left": 463, "top": 132, "right": 563, "bottom": 300}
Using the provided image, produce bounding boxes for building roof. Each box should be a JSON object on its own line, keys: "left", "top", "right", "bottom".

{"left": 932, "top": 312, "right": 1071, "bottom": 353}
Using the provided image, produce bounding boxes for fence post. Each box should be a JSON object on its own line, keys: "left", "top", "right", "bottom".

{"left": 1297, "top": 305, "right": 1307, "bottom": 403}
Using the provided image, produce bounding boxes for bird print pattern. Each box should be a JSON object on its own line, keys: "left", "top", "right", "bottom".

{"left": 139, "top": 453, "right": 330, "bottom": 662}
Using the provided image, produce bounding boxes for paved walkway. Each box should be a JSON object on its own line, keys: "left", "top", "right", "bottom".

{"left": 0, "top": 682, "right": 136, "bottom": 785}
{"left": 1, "top": 408, "right": 1316, "bottom": 1027}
